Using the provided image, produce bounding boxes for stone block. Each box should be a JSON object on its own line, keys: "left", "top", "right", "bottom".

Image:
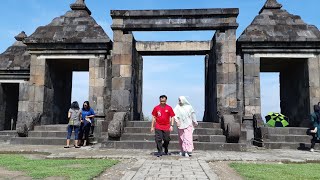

{"left": 229, "top": 97, "right": 237, "bottom": 108}
{"left": 34, "top": 86, "right": 45, "bottom": 102}
{"left": 89, "top": 67, "right": 95, "bottom": 79}
{"left": 112, "top": 77, "right": 132, "bottom": 90}
{"left": 228, "top": 72, "right": 237, "bottom": 84}
{"left": 35, "top": 65, "right": 45, "bottom": 76}
{"left": 93, "top": 87, "right": 106, "bottom": 97}
{"left": 19, "top": 83, "right": 29, "bottom": 101}
{"left": 33, "top": 75, "right": 45, "bottom": 86}
{"left": 98, "top": 67, "right": 105, "bottom": 79}
{"left": 110, "top": 90, "right": 131, "bottom": 111}
{"left": 244, "top": 64, "right": 255, "bottom": 76}
{"left": 243, "top": 54, "right": 255, "bottom": 64}
{"left": 120, "top": 65, "right": 132, "bottom": 77}
{"left": 217, "top": 97, "right": 229, "bottom": 107}
{"left": 34, "top": 102, "right": 44, "bottom": 113}
{"left": 112, "top": 65, "right": 120, "bottom": 77}
{"left": 18, "top": 101, "right": 28, "bottom": 112}
{"left": 112, "top": 54, "right": 132, "bottom": 65}
{"left": 249, "top": 98, "right": 261, "bottom": 106}
{"left": 216, "top": 73, "right": 229, "bottom": 84}
{"left": 216, "top": 63, "right": 228, "bottom": 73}
{"left": 244, "top": 84, "right": 254, "bottom": 98}
{"left": 108, "top": 112, "right": 127, "bottom": 138}
{"left": 254, "top": 77, "right": 260, "bottom": 98}
{"left": 217, "top": 84, "right": 236, "bottom": 98}
{"left": 94, "top": 78, "right": 105, "bottom": 87}
{"left": 245, "top": 106, "right": 261, "bottom": 116}
{"left": 310, "top": 88, "right": 320, "bottom": 98}
{"left": 244, "top": 75, "right": 254, "bottom": 84}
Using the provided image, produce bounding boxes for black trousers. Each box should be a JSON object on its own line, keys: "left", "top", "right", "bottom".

{"left": 311, "top": 135, "right": 320, "bottom": 149}
{"left": 155, "top": 129, "right": 170, "bottom": 153}
{"left": 79, "top": 123, "right": 91, "bottom": 144}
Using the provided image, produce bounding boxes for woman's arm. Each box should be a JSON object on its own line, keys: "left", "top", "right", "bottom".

{"left": 68, "top": 111, "right": 71, "bottom": 119}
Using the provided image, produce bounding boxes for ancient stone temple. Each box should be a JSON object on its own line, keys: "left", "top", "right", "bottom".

{"left": 0, "top": 0, "right": 319, "bottom": 150}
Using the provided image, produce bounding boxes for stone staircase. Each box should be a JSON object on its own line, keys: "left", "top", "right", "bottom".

{"left": 102, "top": 121, "right": 247, "bottom": 151}
{"left": 0, "top": 131, "right": 17, "bottom": 143}
{"left": 10, "top": 125, "right": 96, "bottom": 145}
{"left": 255, "top": 127, "right": 315, "bottom": 150}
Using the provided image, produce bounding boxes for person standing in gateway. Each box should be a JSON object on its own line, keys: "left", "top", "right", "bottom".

{"left": 151, "top": 95, "right": 175, "bottom": 157}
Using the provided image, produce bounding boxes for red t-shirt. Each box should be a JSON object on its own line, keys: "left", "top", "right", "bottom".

{"left": 152, "top": 104, "right": 175, "bottom": 131}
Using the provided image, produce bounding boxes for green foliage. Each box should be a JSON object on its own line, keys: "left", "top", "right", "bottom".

{"left": 0, "top": 154, "right": 118, "bottom": 180}
{"left": 230, "top": 162, "right": 320, "bottom": 180}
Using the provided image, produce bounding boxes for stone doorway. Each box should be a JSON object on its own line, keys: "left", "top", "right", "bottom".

{"left": 260, "top": 58, "right": 310, "bottom": 127}
{"left": 0, "top": 83, "right": 19, "bottom": 130}
{"left": 46, "top": 59, "right": 89, "bottom": 124}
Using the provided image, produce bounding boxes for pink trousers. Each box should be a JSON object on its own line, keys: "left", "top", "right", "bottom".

{"left": 178, "top": 125, "right": 194, "bottom": 152}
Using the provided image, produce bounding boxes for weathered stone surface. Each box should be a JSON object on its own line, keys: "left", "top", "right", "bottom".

{"left": 110, "top": 90, "right": 130, "bottom": 111}
{"left": 238, "top": 0, "right": 320, "bottom": 42}
{"left": 108, "top": 112, "right": 128, "bottom": 139}
{"left": 24, "top": 0, "right": 111, "bottom": 50}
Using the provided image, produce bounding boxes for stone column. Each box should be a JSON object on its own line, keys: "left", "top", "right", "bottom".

{"left": 243, "top": 53, "right": 261, "bottom": 117}
{"left": 110, "top": 30, "right": 135, "bottom": 120}
{"left": 204, "top": 50, "right": 217, "bottom": 122}
{"left": 308, "top": 55, "right": 320, "bottom": 111}
{"left": 214, "top": 29, "right": 241, "bottom": 122}
{"left": 89, "top": 55, "right": 106, "bottom": 117}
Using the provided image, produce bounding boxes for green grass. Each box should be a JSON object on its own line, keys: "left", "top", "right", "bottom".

{"left": 0, "top": 154, "right": 118, "bottom": 180}
{"left": 230, "top": 162, "right": 320, "bottom": 180}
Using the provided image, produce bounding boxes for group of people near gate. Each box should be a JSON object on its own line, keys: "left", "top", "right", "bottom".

{"left": 64, "top": 95, "right": 198, "bottom": 157}
{"left": 64, "top": 101, "right": 95, "bottom": 148}
{"left": 151, "top": 95, "right": 198, "bottom": 157}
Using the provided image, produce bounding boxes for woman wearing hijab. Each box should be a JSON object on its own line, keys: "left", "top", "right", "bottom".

{"left": 174, "top": 96, "right": 198, "bottom": 157}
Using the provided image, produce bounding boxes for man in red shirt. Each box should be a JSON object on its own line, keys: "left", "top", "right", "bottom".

{"left": 151, "top": 95, "right": 175, "bottom": 157}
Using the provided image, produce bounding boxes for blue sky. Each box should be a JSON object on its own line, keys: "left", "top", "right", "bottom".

{"left": 1, "top": 0, "right": 319, "bottom": 120}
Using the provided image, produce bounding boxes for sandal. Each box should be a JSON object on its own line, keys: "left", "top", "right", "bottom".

{"left": 75, "top": 146, "right": 80, "bottom": 148}
{"left": 64, "top": 146, "right": 70, "bottom": 148}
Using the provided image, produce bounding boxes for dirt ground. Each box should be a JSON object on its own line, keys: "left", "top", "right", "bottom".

{"left": 209, "top": 161, "right": 243, "bottom": 180}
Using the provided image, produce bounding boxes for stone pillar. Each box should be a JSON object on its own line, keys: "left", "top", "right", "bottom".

{"left": 204, "top": 50, "right": 217, "bottom": 122}
{"left": 308, "top": 55, "right": 320, "bottom": 112}
{"left": 110, "top": 30, "right": 135, "bottom": 120}
{"left": 243, "top": 53, "right": 261, "bottom": 117}
{"left": 214, "top": 29, "right": 241, "bottom": 122}
{"left": 89, "top": 55, "right": 106, "bottom": 117}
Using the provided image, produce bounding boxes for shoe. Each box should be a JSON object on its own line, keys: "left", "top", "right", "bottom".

{"left": 184, "top": 152, "right": 190, "bottom": 157}
{"left": 310, "top": 148, "right": 315, "bottom": 152}
{"left": 156, "top": 152, "right": 162, "bottom": 157}
{"left": 187, "top": 152, "right": 192, "bottom": 157}
{"left": 179, "top": 152, "right": 183, "bottom": 156}
{"left": 75, "top": 146, "right": 80, "bottom": 148}
{"left": 64, "top": 146, "right": 70, "bottom": 148}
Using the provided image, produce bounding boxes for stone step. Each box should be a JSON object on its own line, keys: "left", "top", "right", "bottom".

{"left": 260, "top": 127, "right": 308, "bottom": 135}
{"left": 11, "top": 137, "right": 72, "bottom": 145}
{"left": 34, "top": 125, "right": 68, "bottom": 131}
{"left": 260, "top": 142, "right": 317, "bottom": 150}
{"left": 10, "top": 137, "right": 96, "bottom": 145}
{"left": 28, "top": 131, "right": 70, "bottom": 138}
{"left": 120, "top": 133, "right": 226, "bottom": 142}
{"left": 102, "top": 140, "right": 246, "bottom": 151}
{"left": 124, "top": 127, "right": 223, "bottom": 135}
{"left": 0, "top": 131, "right": 17, "bottom": 136}
{"left": 265, "top": 135, "right": 312, "bottom": 143}
{"left": 127, "top": 121, "right": 221, "bottom": 128}
{"left": 0, "top": 135, "right": 13, "bottom": 142}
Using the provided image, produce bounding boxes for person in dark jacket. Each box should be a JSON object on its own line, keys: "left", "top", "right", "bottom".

{"left": 310, "top": 104, "right": 320, "bottom": 152}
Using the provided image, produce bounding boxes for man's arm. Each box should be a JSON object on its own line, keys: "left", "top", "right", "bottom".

{"left": 151, "top": 116, "right": 156, "bottom": 133}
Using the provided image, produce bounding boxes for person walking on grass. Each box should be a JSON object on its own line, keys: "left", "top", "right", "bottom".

{"left": 78, "top": 101, "right": 95, "bottom": 147}
{"left": 310, "top": 104, "right": 320, "bottom": 152}
{"left": 150, "top": 95, "right": 175, "bottom": 157}
{"left": 65, "top": 101, "right": 81, "bottom": 148}
{"left": 174, "top": 96, "right": 198, "bottom": 157}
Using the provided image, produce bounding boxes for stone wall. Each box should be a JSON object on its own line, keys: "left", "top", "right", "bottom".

{"left": 308, "top": 55, "right": 320, "bottom": 114}
{"left": 243, "top": 54, "right": 261, "bottom": 117}
{"left": 110, "top": 31, "right": 135, "bottom": 120}
{"left": 214, "top": 30, "right": 242, "bottom": 122}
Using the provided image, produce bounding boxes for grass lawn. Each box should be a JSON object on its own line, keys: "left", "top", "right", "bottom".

{"left": 230, "top": 162, "right": 320, "bottom": 180}
{"left": 0, "top": 154, "right": 118, "bottom": 180}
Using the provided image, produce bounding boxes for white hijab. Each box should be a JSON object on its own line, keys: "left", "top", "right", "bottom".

{"left": 174, "top": 96, "right": 196, "bottom": 129}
